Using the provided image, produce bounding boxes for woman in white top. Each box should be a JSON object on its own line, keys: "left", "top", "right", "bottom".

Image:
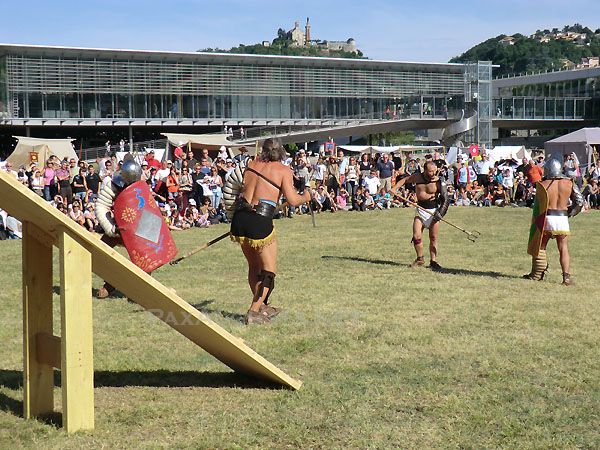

{"left": 206, "top": 166, "right": 223, "bottom": 208}
{"left": 30, "top": 169, "right": 45, "bottom": 197}
{"left": 314, "top": 158, "right": 326, "bottom": 188}
{"left": 345, "top": 156, "right": 361, "bottom": 204}
{"left": 68, "top": 202, "right": 85, "bottom": 226}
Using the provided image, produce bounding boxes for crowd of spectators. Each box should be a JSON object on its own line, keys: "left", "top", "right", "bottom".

{"left": 2, "top": 143, "right": 599, "bottom": 240}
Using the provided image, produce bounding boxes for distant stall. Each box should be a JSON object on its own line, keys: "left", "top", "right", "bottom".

{"left": 161, "top": 133, "right": 248, "bottom": 160}
{"left": 544, "top": 128, "right": 600, "bottom": 169}
{"left": 6, "top": 136, "right": 78, "bottom": 168}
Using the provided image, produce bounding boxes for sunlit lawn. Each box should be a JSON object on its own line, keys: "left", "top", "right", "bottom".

{"left": 1, "top": 206, "right": 599, "bottom": 449}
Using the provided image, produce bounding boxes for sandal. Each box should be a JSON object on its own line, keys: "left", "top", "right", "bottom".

{"left": 259, "top": 303, "right": 282, "bottom": 318}
{"left": 410, "top": 257, "right": 425, "bottom": 268}
{"left": 246, "top": 310, "right": 271, "bottom": 325}
{"left": 429, "top": 261, "right": 443, "bottom": 271}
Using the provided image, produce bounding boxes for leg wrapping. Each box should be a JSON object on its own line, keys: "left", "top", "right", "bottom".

{"left": 257, "top": 270, "right": 276, "bottom": 304}
{"left": 525, "top": 250, "right": 548, "bottom": 281}
{"left": 411, "top": 238, "right": 422, "bottom": 245}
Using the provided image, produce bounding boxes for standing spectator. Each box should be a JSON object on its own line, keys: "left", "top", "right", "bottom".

{"left": 30, "top": 169, "right": 45, "bottom": 197}
{"left": 376, "top": 153, "right": 395, "bottom": 193}
{"left": 200, "top": 148, "right": 213, "bottom": 165}
{"left": 240, "top": 126, "right": 245, "bottom": 139}
{"left": 178, "top": 167, "right": 193, "bottom": 211}
{"left": 119, "top": 138, "right": 125, "bottom": 152}
{"left": 85, "top": 165, "right": 101, "bottom": 200}
{"left": 145, "top": 150, "right": 162, "bottom": 170}
{"left": 42, "top": 159, "right": 56, "bottom": 201}
{"left": 501, "top": 168, "right": 514, "bottom": 202}
{"left": 105, "top": 141, "right": 111, "bottom": 155}
{"left": 72, "top": 167, "right": 88, "bottom": 202}
{"left": 456, "top": 162, "right": 470, "bottom": 189}
{"left": 206, "top": 166, "right": 224, "bottom": 208}
{"left": 525, "top": 159, "right": 543, "bottom": 185}
{"left": 475, "top": 154, "right": 492, "bottom": 186}
{"left": 68, "top": 158, "right": 78, "bottom": 180}
{"left": 338, "top": 150, "right": 348, "bottom": 186}
{"left": 345, "top": 156, "right": 360, "bottom": 203}
{"left": 313, "top": 158, "right": 326, "bottom": 188}
{"left": 166, "top": 167, "right": 180, "bottom": 202}
{"left": 358, "top": 153, "right": 372, "bottom": 185}
{"left": 325, "top": 155, "right": 341, "bottom": 194}
{"left": 56, "top": 160, "right": 73, "bottom": 204}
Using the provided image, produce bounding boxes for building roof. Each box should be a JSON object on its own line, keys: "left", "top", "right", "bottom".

{"left": 0, "top": 43, "right": 464, "bottom": 73}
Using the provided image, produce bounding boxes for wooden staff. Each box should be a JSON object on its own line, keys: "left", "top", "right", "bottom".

{"left": 394, "top": 193, "right": 481, "bottom": 242}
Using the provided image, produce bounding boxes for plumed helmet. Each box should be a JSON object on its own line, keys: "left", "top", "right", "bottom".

{"left": 543, "top": 153, "right": 564, "bottom": 179}
{"left": 113, "top": 159, "right": 142, "bottom": 188}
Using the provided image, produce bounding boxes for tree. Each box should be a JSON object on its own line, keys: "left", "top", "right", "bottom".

{"left": 277, "top": 28, "right": 286, "bottom": 40}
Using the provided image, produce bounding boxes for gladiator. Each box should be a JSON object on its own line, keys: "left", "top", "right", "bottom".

{"left": 390, "top": 160, "right": 450, "bottom": 269}
{"left": 223, "top": 138, "right": 311, "bottom": 324}
{"left": 524, "top": 153, "right": 583, "bottom": 285}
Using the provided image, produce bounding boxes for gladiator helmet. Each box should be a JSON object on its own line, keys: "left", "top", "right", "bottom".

{"left": 113, "top": 159, "right": 142, "bottom": 188}
{"left": 543, "top": 153, "right": 564, "bottom": 179}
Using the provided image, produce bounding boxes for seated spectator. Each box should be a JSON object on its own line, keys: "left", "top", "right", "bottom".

{"left": 352, "top": 186, "right": 366, "bottom": 211}
{"left": 364, "top": 191, "right": 375, "bottom": 210}
{"left": 83, "top": 203, "right": 98, "bottom": 232}
{"left": 491, "top": 183, "right": 508, "bottom": 207}
{"left": 336, "top": 188, "right": 349, "bottom": 210}
{"left": 455, "top": 185, "right": 470, "bottom": 206}
{"left": 68, "top": 201, "right": 85, "bottom": 226}
{"left": 5, "top": 215, "right": 23, "bottom": 239}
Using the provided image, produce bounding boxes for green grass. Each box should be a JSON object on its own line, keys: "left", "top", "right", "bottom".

{"left": 1, "top": 206, "right": 600, "bottom": 449}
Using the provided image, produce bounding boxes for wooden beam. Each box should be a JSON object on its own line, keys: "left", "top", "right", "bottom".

{"left": 22, "top": 221, "right": 55, "bottom": 419}
{"left": 59, "top": 229, "right": 94, "bottom": 432}
{"left": 36, "top": 333, "right": 61, "bottom": 369}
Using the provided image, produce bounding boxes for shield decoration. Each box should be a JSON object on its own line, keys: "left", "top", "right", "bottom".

{"left": 114, "top": 180, "right": 178, "bottom": 272}
{"left": 527, "top": 181, "right": 549, "bottom": 257}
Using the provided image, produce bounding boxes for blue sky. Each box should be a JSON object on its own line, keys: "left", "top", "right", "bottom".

{"left": 2, "top": 0, "right": 600, "bottom": 62}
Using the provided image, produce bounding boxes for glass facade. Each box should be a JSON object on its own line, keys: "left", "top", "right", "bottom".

{"left": 2, "top": 48, "right": 466, "bottom": 121}
{"left": 494, "top": 73, "right": 600, "bottom": 120}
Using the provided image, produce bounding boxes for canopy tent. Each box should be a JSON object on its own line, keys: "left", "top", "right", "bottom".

{"left": 337, "top": 145, "right": 444, "bottom": 154}
{"left": 6, "top": 136, "right": 78, "bottom": 168}
{"left": 161, "top": 133, "right": 249, "bottom": 159}
{"left": 486, "top": 145, "right": 532, "bottom": 165}
{"left": 544, "top": 128, "right": 600, "bottom": 169}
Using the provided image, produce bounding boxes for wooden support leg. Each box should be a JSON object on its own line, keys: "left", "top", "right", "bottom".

{"left": 22, "top": 222, "right": 54, "bottom": 419}
{"left": 59, "top": 230, "right": 94, "bottom": 432}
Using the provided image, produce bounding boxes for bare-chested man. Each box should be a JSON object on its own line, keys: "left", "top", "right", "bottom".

{"left": 524, "top": 153, "right": 583, "bottom": 285}
{"left": 223, "top": 138, "right": 311, "bottom": 324}
{"left": 390, "top": 161, "right": 450, "bottom": 269}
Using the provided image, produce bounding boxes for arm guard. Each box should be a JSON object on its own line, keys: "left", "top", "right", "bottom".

{"left": 434, "top": 181, "right": 450, "bottom": 220}
{"left": 222, "top": 158, "right": 248, "bottom": 220}
{"left": 568, "top": 182, "right": 584, "bottom": 217}
{"left": 95, "top": 183, "right": 119, "bottom": 237}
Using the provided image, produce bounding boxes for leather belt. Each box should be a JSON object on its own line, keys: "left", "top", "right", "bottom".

{"left": 235, "top": 198, "right": 276, "bottom": 219}
{"left": 547, "top": 209, "right": 568, "bottom": 216}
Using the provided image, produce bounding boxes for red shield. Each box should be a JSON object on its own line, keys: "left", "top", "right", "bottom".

{"left": 114, "top": 181, "right": 177, "bottom": 272}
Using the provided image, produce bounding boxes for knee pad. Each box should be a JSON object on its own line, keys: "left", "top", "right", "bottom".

{"left": 258, "top": 270, "right": 276, "bottom": 304}
{"left": 411, "top": 238, "right": 422, "bottom": 245}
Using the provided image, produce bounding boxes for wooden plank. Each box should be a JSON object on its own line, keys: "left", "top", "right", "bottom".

{"left": 22, "top": 222, "right": 55, "bottom": 419}
{"left": 0, "top": 171, "right": 302, "bottom": 390}
{"left": 36, "top": 333, "right": 61, "bottom": 369}
{"left": 59, "top": 229, "right": 94, "bottom": 432}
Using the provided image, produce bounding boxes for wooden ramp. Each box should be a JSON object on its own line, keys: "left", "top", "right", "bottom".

{"left": 0, "top": 171, "right": 301, "bottom": 433}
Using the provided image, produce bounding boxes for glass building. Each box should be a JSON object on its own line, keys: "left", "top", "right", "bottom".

{"left": 492, "top": 67, "right": 600, "bottom": 121}
{"left": 0, "top": 44, "right": 467, "bottom": 124}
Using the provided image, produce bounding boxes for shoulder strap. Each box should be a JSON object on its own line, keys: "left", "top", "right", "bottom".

{"left": 245, "top": 166, "right": 280, "bottom": 191}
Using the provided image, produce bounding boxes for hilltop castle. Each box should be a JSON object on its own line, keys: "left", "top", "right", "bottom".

{"left": 266, "top": 18, "right": 358, "bottom": 54}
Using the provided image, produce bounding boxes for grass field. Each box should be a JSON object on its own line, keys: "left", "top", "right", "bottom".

{"left": 1, "top": 206, "right": 599, "bottom": 449}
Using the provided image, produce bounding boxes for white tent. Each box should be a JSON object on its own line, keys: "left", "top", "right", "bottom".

{"left": 6, "top": 136, "right": 78, "bottom": 168}
{"left": 486, "top": 145, "right": 531, "bottom": 165}
{"left": 544, "top": 128, "right": 600, "bottom": 169}
{"left": 338, "top": 145, "right": 444, "bottom": 154}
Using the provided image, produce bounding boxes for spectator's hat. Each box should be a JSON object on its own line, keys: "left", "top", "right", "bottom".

{"left": 148, "top": 149, "right": 155, "bottom": 154}
{"left": 226, "top": 158, "right": 233, "bottom": 163}
{"left": 188, "top": 199, "right": 196, "bottom": 205}
{"left": 141, "top": 161, "right": 148, "bottom": 166}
